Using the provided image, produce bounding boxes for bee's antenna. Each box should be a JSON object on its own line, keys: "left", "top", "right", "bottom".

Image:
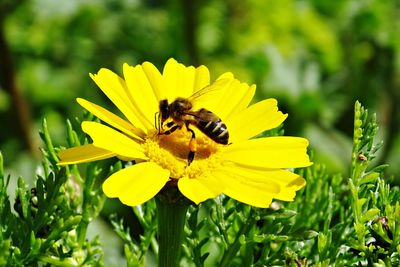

{"left": 154, "top": 112, "right": 159, "bottom": 131}
{"left": 155, "top": 111, "right": 163, "bottom": 134}
{"left": 158, "top": 112, "right": 161, "bottom": 133}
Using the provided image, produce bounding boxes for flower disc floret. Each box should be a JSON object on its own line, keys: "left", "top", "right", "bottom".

{"left": 142, "top": 129, "right": 222, "bottom": 179}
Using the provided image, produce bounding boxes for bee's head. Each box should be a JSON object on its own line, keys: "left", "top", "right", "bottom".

{"left": 159, "top": 99, "right": 170, "bottom": 122}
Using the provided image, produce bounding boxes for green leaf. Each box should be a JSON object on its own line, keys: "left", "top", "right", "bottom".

{"left": 360, "top": 208, "right": 380, "bottom": 223}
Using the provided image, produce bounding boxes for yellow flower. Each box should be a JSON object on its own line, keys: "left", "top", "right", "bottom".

{"left": 58, "top": 58, "right": 311, "bottom": 208}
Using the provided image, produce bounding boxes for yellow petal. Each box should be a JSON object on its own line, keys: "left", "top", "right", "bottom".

{"left": 217, "top": 72, "right": 234, "bottom": 80}
{"left": 90, "top": 69, "right": 148, "bottom": 131}
{"left": 194, "top": 75, "right": 254, "bottom": 121}
{"left": 220, "top": 163, "right": 306, "bottom": 202}
{"left": 77, "top": 98, "right": 144, "bottom": 140}
{"left": 180, "top": 65, "right": 196, "bottom": 97}
{"left": 214, "top": 79, "right": 254, "bottom": 119}
{"left": 275, "top": 176, "right": 306, "bottom": 201}
{"left": 225, "top": 84, "right": 256, "bottom": 118}
{"left": 217, "top": 164, "right": 279, "bottom": 189}
{"left": 224, "top": 137, "right": 312, "bottom": 168}
{"left": 212, "top": 169, "right": 276, "bottom": 208}
{"left": 58, "top": 144, "right": 115, "bottom": 165}
{"left": 161, "top": 58, "right": 179, "bottom": 101}
{"left": 227, "top": 98, "right": 288, "bottom": 143}
{"left": 216, "top": 165, "right": 281, "bottom": 194}
{"left": 193, "top": 65, "right": 210, "bottom": 92}
{"left": 250, "top": 168, "right": 306, "bottom": 190}
{"left": 142, "top": 61, "right": 165, "bottom": 101}
{"left": 163, "top": 58, "right": 195, "bottom": 101}
{"left": 178, "top": 176, "right": 224, "bottom": 204}
{"left": 102, "top": 162, "right": 170, "bottom": 206}
{"left": 81, "top": 121, "right": 147, "bottom": 160}
{"left": 123, "top": 63, "right": 159, "bottom": 128}
{"left": 190, "top": 77, "right": 235, "bottom": 113}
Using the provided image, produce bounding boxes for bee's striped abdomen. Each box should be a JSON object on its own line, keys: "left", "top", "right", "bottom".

{"left": 195, "top": 109, "right": 229, "bottom": 145}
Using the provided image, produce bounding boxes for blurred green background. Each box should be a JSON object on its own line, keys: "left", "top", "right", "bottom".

{"left": 1, "top": 0, "right": 399, "bottom": 265}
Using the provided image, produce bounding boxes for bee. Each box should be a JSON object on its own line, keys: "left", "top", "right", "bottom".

{"left": 156, "top": 81, "right": 229, "bottom": 165}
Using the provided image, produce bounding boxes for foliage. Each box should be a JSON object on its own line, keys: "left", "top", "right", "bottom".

{"left": 0, "top": 117, "right": 111, "bottom": 266}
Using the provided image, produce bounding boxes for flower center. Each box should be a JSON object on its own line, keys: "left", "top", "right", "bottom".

{"left": 142, "top": 128, "right": 223, "bottom": 179}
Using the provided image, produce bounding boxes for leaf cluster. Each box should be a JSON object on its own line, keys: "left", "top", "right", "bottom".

{"left": 0, "top": 116, "right": 114, "bottom": 266}
{"left": 110, "top": 199, "right": 158, "bottom": 267}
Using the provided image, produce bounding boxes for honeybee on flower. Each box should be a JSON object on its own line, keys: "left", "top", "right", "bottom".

{"left": 156, "top": 80, "right": 231, "bottom": 166}
{"left": 58, "top": 58, "right": 311, "bottom": 208}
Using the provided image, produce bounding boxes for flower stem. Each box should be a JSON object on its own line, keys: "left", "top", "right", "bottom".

{"left": 156, "top": 185, "right": 190, "bottom": 267}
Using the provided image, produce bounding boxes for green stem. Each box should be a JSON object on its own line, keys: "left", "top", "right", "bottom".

{"left": 77, "top": 164, "right": 96, "bottom": 245}
{"left": 156, "top": 186, "right": 190, "bottom": 267}
{"left": 243, "top": 225, "right": 255, "bottom": 267}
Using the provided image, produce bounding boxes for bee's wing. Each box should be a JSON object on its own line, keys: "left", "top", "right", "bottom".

{"left": 187, "top": 108, "right": 220, "bottom": 122}
{"left": 188, "top": 78, "right": 231, "bottom": 107}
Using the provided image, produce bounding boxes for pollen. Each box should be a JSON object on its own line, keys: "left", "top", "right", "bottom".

{"left": 142, "top": 129, "right": 223, "bottom": 179}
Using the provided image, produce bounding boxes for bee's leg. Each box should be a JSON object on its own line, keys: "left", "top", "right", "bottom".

{"left": 166, "top": 121, "right": 175, "bottom": 128}
{"left": 186, "top": 125, "right": 196, "bottom": 166}
{"left": 161, "top": 124, "right": 180, "bottom": 135}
